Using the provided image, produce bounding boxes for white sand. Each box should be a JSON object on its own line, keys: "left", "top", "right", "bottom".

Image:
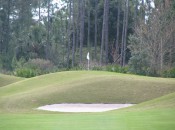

{"left": 37, "top": 104, "right": 134, "bottom": 113}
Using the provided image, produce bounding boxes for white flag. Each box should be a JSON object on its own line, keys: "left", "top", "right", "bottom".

{"left": 87, "top": 52, "right": 90, "bottom": 60}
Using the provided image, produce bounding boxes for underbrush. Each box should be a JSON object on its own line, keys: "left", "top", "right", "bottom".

{"left": 13, "top": 58, "right": 58, "bottom": 78}
{"left": 162, "top": 68, "right": 175, "bottom": 78}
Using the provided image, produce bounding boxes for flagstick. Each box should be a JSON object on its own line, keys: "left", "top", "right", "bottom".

{"left": 88, "top": 59, "right": 90, "bottom": 71}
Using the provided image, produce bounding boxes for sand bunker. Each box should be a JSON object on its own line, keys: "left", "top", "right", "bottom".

{"left": 37, "top": 104, "right": 134, "bottom": 112}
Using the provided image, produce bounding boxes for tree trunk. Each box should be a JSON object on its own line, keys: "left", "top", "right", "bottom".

{"left": 123, "top": 0, "right": 129, "bottom": 66}
{"left": 169, "top": 32, "right": 174, "bottom": 68}
{"left": 79, "top": 0, "right": 85, "bottom": 64}
{"left": 60, "top": 12, "right": 65, "bottom": 64}
{"left": 165, "top": 0, "right": 171, "bottom": 8}
{"left": 120, "top": 0, "right": 126, "bottom": 66}
{"left": 38, "top": 0, "right": 41, "bottom": 23}
{"left": 115, "top": 1, "right": 120, "bottom": 59}
{"left": 160, "top": 37, "right": 163, "bottom": 71}
{"left": 133, "top": 0, "right": 138, "bottom": 27}
{"left": 47, "top": 0, "right": 50, "bottom": 43}
{"left": 1, "top": 0, "right": 11, "bottom": 54}
{"left": 100, "top": 0, "right": 107, "bottom": 65}
{"left": 105, "top": 0, "right": 109, "bottom": 64}
{"left": 72, "top": 0, "right": 76, "bottom": 67}
{"left": 146, "top": 0, "right": 151, "bottom": 11}
{"left": 67, "top": 0, "right": 72, "bottom": 68}
{"left": 46, "top": 0, "right": 51, "bottom": 59}
{"left": 94, "top": 0, "right": 98, "bottom": 60}
{"left": 6, "top": 0, "right": 11, "bottom": 53}
{"left": 87, "top": 1, "right": 91, "bottom": 51}
{"left": 141, "top": 0, "right": 145, "bottom": 20}
{"left": 76, "top": 0, "right": 81, "bottom": 51}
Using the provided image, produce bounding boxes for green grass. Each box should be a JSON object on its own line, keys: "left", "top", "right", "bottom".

{"left": 0, "top": 74, "right": 24, "bottom": 87}
{"left": 0, "top": 71, "right": 175, "bottom": 113}
{"left": 0, "top": 71, "right": 175, "bottom": 130}
{"left": 0, "top": 110, "right": 174, "bottom": 130}
{"left": 0, "top": 92, "right": 175, "bottom": 130}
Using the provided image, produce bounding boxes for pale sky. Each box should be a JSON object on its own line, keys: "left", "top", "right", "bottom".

{"left": 33, "top": 0, "right": 66, "bottom": 21}
{"left": 33, "top": 0, "right": 155, "bottom": 21}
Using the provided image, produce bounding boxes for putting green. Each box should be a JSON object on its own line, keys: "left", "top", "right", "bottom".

{"left": 0, "top": 71, "right": 175, "bottom": 130}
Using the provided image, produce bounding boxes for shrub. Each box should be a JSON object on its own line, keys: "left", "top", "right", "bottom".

{"left": 70, "top": 66, "right": 84, "bottom": 71}
{"left": 12, "top": 57, "right": 26, "bottom": 69}
{"left": 15, "top": 68, "right": 36, "bottom": 78}
{"left": 105, "top": 65, "right": 129, "bottom": 73}
{"left": 92, "top": 66, "right": 104, "bottom": 71}
{"left": 90, "top": 61, "right": 105, "bottom": 71}
{"left": 162, "top": 68, "right": 175, "bottom": 78}
{"left": 24, "top": 58, "right": 56, "bottom": 74}
{"left": 128, "top": 53, "right": 150, "bottom": 76}
{"left": 14, "top": 58, "right": 57, "bottom": 78}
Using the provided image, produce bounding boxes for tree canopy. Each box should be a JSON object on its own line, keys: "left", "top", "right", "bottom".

{"left": 0, "top": 0, "right": 175, "bottom": 77}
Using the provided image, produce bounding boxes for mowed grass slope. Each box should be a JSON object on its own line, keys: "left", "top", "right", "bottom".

{"left": 0, "top": 74, "right": 24, "bottom": 87}
{"left": 1, "top": 92, "right": 175, "bottom": 130}
{"left": 0, "top": 71, "right": 175, "bottom": 130}
{"left": 0, "top": 71, "right": 175, "bottom": 113}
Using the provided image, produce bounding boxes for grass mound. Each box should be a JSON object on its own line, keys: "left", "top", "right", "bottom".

{"left": 0, "top": 74, "right": 24, "bottom": 87}
{"left": 0, "top": 71, "right": 175, "bottom": 113}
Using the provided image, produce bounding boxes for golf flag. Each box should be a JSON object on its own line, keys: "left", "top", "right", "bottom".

{"left": 87, "top": 52, "right": 90, "bottom": 60}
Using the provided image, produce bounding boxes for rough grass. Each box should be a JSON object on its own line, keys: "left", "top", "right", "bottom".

{"left": 0, "top": 74, "right": 24, "bottom": 87}
{"left": 0, "top": 71, "right": 175, "bottom": 130}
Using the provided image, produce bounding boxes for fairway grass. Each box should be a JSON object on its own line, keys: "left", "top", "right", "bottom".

{"left": 1, "top": 92, "right": 175, "bottom": 130}
{"left": 0, "top": 101, "right": 175, "bottom": 130}
{"left": 0, "top": 71, "right": 175, "bottom": 130}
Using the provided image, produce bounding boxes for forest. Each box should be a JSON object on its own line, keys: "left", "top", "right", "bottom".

{"left": 0, "top": 0, "right": 175, "bottom": 77}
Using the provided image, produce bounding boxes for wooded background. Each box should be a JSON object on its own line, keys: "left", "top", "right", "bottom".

{"left": 0, "top": 0, "right": 175, "bottom": 77}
